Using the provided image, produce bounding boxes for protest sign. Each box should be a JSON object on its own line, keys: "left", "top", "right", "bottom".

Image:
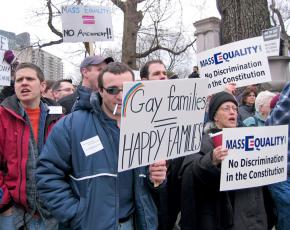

{"left": 197, "top": 36, "right": 271, "bottom": 94}
{"left": 0, "top": 35, "right": 11, "bottom": 86}
{"left": 262, "top": 26, "right": 280, "bottom": 56}
{"left": 220, "top": 125, "right": 288, "bottom": 191}
{"left": 61, "top": 5, "right": 113, "bottom": 43}
{"left": 118, "top": 78, "right": 208, "bottom": 172}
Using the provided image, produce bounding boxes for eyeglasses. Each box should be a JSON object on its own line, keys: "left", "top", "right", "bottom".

{"left": 103, "top": 86, "right": 123, "bottom": 95}
{"left": 219, "top": 106, "right": 238, "bottom": 113}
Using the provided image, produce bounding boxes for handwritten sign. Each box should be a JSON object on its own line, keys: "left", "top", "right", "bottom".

{"left": 61, "top": 5, "right": 113, "bottom": 43}
{"left": 197, "top": 36, "right": 271, "bottom": 94}
{"left": 0, "top": 35, "right": 11, "bottom": 86}
{"left": 262, "top": 26, "right": 281, "bottom": 56}
{"left": 118, "top": 78, "right": 208, "bottom": 172}
{"left": 220, "top": 126, "right": 288, "bottom": 191}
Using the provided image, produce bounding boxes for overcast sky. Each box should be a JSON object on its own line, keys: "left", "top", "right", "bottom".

{"left": 0, "top": 0, "right": 220, "bottom": 79}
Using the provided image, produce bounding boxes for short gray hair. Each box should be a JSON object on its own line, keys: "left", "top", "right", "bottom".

{"left": 255, "top": 90, "right": 276, "bottom": 112}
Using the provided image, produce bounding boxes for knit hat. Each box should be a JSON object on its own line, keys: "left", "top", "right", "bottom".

{"left": 80, "top": 55, "right": 114, "bottom": 70}
{"left": 208, "top": 91, "right": 238, "bottom": 121}
{"left": 4, "top": 50, "right": 17, "bottom": 64}
{"left": 270, "top": 93, "right": 280, "bottom": 109}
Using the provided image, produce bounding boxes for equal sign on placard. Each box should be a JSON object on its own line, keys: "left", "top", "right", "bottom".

{"left": 153, "top": 117, "right": 177, "bottom": 128}
{"left": 82, "top": 15, "right": 95, "bottom": 24}
{"left": 249, "top": 139, "right": 255, "bottom": 148}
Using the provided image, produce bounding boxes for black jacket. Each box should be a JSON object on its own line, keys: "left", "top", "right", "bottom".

{"left": 0, "top": 85, "right": 15, "bottom": 103}
{"left": 180, "top": 131, "right": 268, "bottom": 230}
{"left": 188, "top": 72, "right": 200, "bottom": 78}
{"left": 58, "top": 86, "right": 92, "bottom": 115}
{"left": 57, "top": 91, "right": 78, "bottom": 115}
{"left": 238, "top": 104, "right": 255, "bottom": 121}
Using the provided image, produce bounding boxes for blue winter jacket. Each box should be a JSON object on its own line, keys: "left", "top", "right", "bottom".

{"left": 36, "top": 91, "right": 158, "bottom": 230}
{"left": 266, "top": 81, "right": 290, "bottom": 175}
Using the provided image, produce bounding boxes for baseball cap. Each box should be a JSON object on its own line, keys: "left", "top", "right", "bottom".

{"left": 80, "top": 55, "right": 114, "bottom": 70}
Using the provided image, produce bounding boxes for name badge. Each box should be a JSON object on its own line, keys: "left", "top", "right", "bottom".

{"left": 80, "top": 135, "right": 104, "bottom": 156}
{"left": 48, "top": 106, "right": 63, "bottom": 114}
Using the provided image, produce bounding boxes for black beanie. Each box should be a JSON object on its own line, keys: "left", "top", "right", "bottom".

{"left": 208, "top": 91, "right": 238, "bottom": 121}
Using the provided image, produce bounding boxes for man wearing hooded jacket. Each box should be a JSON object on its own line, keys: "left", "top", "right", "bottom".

{"left": 36, "top": 62, "right": 167, "bottom": 230}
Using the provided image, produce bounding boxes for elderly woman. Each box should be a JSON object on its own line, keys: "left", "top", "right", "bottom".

{"left": 238, "top": 86, "right": 257, "bottom": 121}
{"left": 180, "top": 91, "right": 268, "bottom": 230}
{"left": 243, "top": 90, "right": 276, "bottom": 127}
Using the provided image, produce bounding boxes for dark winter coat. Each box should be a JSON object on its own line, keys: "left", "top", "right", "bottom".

{"left": 180, "top": 128, "right": 268, "bottom": 230}
{"left": 36, "top": 92, "right": 159, "bottom": 230}
{"left": 238, "top": 104, "right": 255, "bottom": 121}
{"left": 58, "top": 85, "right": 92, "bottom": 114}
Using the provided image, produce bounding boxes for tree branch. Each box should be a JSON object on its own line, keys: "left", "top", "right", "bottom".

{"left": 270, "top": 2, "right": 290, "bottom": 42}
{"left": 110, "top": 0, "right": 126, "bottom": 11}
{"left": 136, "top": 39, "right": 196, "bottom": 58}
{"left": 47, "top": 0, "right": 63, "bottom": 38}
{"left": 32, "top": 39, "right": 63, "bottom": 49}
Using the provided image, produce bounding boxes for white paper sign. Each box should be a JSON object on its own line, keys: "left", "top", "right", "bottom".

{"left": 118, "top": 78, "right": 209, "bottom": 172}
{"left": 262, "top": 26, "right": 281, "bottom": 56}
{"left": 48, "top": 106, "right": 63, "bottom": 114}
{"left": 220, "top": 126, "right": 288, "bottom": 191}
{"left": 0, "top": 35, "right": 11, "bottom": 86}
{"left": 197, "top": 36, "right": 272, "bottom": 95}
{"left": 0, "top": 35, "right": 8, "bottom": 50}
{"left": 61, "top": 5, "right": 113, "bottom": 43}
{"left": 80, "top": 135, "right": 104, "bottom": 156}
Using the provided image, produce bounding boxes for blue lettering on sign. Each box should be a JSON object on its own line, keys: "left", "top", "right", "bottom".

{"left": 199, "top": 45, "right": 261, "bottom": 67}
{"left": 245, "top": 136, "right": 254, "bottom": 151}
{"left": 62, "top": 6, "right": 80, "bottom": 14}
{"left": 84, "top": 6, "right": 110, "bottom": 14}
{"left": 225, "top": 135, "right": 286, "bottom": 152}
{"left": 213, "top": 52, "right": 223, "bottom": 65}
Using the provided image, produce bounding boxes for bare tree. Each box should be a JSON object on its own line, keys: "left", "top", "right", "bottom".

{"left": 269, "top": 0, "right": 290, "bottom": 49}
{"left": 216, "top": 0, "right": 271, "bottom": 45}
{"left": 36, "top": 0, "right": 195, "bottom": 70}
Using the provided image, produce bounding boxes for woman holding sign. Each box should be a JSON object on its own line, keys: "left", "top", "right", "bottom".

{"left": 180, "top": 91, "right": 268, "bottom": 230}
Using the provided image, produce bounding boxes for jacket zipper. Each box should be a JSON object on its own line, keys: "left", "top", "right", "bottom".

{"left": 18, "top": 123, "right": 25, "bottom": 204}
{"left": 94, "top": 112, "right": 119, "bottom": 228}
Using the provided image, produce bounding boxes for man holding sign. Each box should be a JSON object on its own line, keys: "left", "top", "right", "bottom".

{"left": 180, "top": 91, "right": 268, "bottom": 230}
{"left": 36, "top": 62, "right": 166, "bottom": 230}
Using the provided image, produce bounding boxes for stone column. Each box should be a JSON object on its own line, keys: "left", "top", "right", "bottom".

{"left": 263, "top": 56, "right": 290, "bottom": 91}
{"left": 193, "top": 17, "right": 221, "bottom": 53}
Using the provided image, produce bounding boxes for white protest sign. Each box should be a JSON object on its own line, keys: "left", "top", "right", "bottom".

{"left": 197, "top": 36, "right": 271, "bottom": 95}
{"left": 262, "top": 26, "right": 281, "bottom": 56}
{"left": 61, "top": 5, "right": 113, "bottom": 43}
{"left": 220, "top": 126, "right": 288, "bottom": 191}
{"left": 118, "top": 78, "right": 208, "bottom": 172}
{"left": 0, "top": 35, "right": 11, "bottom": 86}
{"left": 0, "top": 36, "right": 8, "bottom": 50}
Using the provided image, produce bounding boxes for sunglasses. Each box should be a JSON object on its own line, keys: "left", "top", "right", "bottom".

{"left": 103, "top": 86, "right": 123, "bottom": 95}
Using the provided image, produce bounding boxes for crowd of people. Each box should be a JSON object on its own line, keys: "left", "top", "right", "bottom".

{"left": 0, "top": 50, "right": 289, "bottom": 230}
